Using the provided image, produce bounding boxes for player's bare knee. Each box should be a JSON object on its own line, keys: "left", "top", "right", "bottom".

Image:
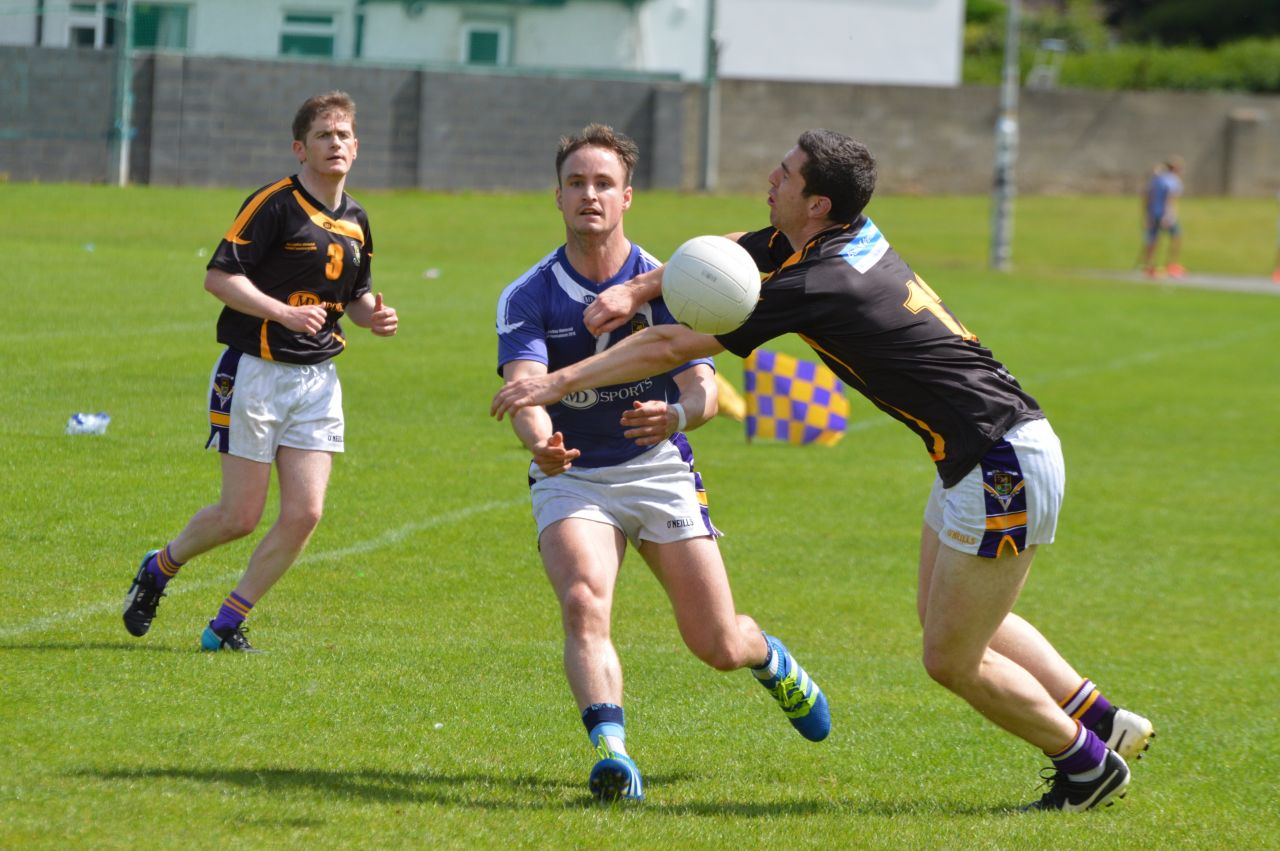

{"left": 560, "top": 583, "right": 609, "bottom": 638}
{"left": 216, "top": 505, "right": 262, "bottom": 540}
{"left": 279, "top": 503, "right": 324, "bottom": 536}
{"left": 921, "top": 647, "right": 968, "bottom": 691}
{"left": 688, "top": 635, "right": 743, "bottom": 672}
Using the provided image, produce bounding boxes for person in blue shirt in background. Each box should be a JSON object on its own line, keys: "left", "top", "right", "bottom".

{"left": 1141, "top": 155, "right": 1185, "bottom": 278}
{"left": 495, "top": 124, "right": 829, "bottom": 803}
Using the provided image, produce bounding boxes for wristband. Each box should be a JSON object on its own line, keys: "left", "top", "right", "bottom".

{"left": 670, "top": 402, "right": 687, "bottom": 433}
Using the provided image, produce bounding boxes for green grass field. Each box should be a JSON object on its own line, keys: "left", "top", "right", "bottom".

{"left": 2, "top": 183, "right": 1278, "bottom": 849}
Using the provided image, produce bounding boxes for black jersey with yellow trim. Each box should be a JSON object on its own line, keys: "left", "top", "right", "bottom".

{"left": 720, "top": 219, "right": 1042, "bottom": 487}
{"left": 207, "top": 175, "right": 373, "bottom": 365}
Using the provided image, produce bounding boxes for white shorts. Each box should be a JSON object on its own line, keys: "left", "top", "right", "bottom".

{"left": 924, "top": 417, "right": 1064, "bottom": 558}
{"left": 205, "top": 349, "right": 344, "bottom": 463}
{"left": 530, "top": 439, "right": 721, "bottom": 550}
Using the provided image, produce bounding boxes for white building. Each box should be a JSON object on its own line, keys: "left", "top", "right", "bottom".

{"left": 1, "top": 0, "right": 963, "bottom": 87}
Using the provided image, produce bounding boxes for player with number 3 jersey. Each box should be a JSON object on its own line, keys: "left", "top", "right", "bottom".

{"left": 122, "top": 91, "right": 398, "bottom": 653}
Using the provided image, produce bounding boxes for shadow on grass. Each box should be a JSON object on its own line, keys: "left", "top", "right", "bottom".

{"left": 73, "top": 766, "right": 1014, "bottom": 816}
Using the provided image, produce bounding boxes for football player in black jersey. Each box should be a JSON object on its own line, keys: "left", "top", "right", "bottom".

{"left": 124, "top": 92, "right": 398, "bottom": 652}
{"left": 492, "top": 129, "right": 1152, "bottom": 811}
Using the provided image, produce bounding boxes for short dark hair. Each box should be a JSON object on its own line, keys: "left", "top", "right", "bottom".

{"left": 292, "top": 91, "right": 357, "bottom": 142}
{"left": 796, "top": 129, "right": 877, "bottom": 223}
{"left": 555, "top": 123, "right": 639, "bottom": 186}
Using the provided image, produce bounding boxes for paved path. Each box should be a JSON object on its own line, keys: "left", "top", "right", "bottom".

{"left": 1099, "top": 269, "right": 1280, "bottom": 297}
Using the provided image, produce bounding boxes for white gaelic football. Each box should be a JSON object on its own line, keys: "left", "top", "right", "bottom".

{"left": 661, "top": 235, "right": 761, "bottom": 334}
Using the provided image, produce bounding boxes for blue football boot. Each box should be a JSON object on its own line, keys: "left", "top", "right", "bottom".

{"left": 754, "top": 633, "right": 831, "bottom": 742}
{"left": 588, "top": 741, "right": 644, "bottom": 802}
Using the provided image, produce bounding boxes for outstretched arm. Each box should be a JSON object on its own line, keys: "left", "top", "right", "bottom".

{"left": 492, "top": 324, "right": 726, "bottom": 420}
{"left": 582, "top": 233, "right": 750, "bottom": 336}
{"left": 583, "top": 266, "right": 664, "bottom": 336}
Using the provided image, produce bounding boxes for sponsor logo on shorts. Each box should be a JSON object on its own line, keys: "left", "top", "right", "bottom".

{"left": 946, "top": 529, "right": 978, "bottom": 545}
{"left": 327, "top": 434, "right": 344, "bottom": 443}
{"left": 667, "top": 518, "right": 696, "bottom": 529}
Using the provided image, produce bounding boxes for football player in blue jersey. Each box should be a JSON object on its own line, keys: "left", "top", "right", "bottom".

{"left": 496, "top": 124, "right": 829, "bottom": 803}
{"left": 493, "top": 129, "right": 1154, "bottom": 811}
{"left": 122, "top": 92, "right": 398, "bottom": 652}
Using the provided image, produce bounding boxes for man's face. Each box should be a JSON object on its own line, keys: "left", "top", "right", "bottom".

{"left": 555, "top": 145, "right": 632, "bottom": 237}
{"left": 767, "top": 145, "right": 811, "bottom": 233}
{"left": 293, "top": 111, "right": 358, "bottom": 177}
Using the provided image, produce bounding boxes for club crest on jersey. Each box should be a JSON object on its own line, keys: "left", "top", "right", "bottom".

{"left": 983, "top": 470, "right": 1024, "bottom": 511}
{"left": 629, "top": 315, "right": 651, "bottom": 334}
{"left": 213, "top": 373, "right": 235, "bottom": 404}
{"left": 348, "top": 238, "right": 361, "bottom": 266}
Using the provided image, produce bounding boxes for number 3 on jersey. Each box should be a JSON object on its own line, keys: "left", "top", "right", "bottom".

{"left": 903, "top": 274, "right": 976, "bottom": 342}
{"left": 325, "top": 243, "right": 344, "bottom": 280}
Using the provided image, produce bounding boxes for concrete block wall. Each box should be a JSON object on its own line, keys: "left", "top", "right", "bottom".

{"left": 0, "top": 47, "right": 117, "bottom": 182}
{"left": 716, "top": 79, "right": 1280, "bottom": 197}
{"left": 413, "top": 72, "right": 689, "bottom": 191}
{"left": 3, "top": 46, "right": 1278, "bottom": 198}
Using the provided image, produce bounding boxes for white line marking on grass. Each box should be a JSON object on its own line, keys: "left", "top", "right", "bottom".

{"left": 0, "top": 498, "right": 525, "bottom": 640}
{"left": 297, "top": 499, "right": 525, "bottom": 564}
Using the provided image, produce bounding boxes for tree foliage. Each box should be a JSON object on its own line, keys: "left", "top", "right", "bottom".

{"left": 1102, "top": 0, "right": 1280, "bottom": 47}
{"left": 964, "top": 0, "right": 1280, "bottom": 91}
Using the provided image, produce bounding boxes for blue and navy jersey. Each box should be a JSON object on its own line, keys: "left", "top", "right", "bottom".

{"left": 719, "top": 218, "right": 1042, "bottom": 488}
{"left": 497, "top": 243, "right": 713, "bottom": 468}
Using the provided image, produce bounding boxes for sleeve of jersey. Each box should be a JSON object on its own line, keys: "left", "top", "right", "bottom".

{"left": 496, "top": 282, "right": 549, "bottom": 377}
{"left": 207, "top": 191, "right": 280, "bottom": 278}
{"left": 351, "top": 215, "right": 373, "bottom": 301}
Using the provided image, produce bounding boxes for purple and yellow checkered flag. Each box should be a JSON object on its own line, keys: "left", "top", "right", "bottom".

{"left": 744, "top": 350, "right": 849, "bottom": 446}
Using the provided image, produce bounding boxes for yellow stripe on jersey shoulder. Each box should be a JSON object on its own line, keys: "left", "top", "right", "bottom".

{"left": 223, "top": 177, "right": 294, "bottom": 245}
{"left": 291, "top": 191, "right": 365, "bottom": 243}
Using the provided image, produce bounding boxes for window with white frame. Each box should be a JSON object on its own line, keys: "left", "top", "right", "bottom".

{"left": 280, "top": 11, "right": 337, "bottom": 58}
{"left": 67, "top": 1, "right": 105, "bottom": 49}
{"left": 461, "top": 20, "right": 511, "bottom": 66}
